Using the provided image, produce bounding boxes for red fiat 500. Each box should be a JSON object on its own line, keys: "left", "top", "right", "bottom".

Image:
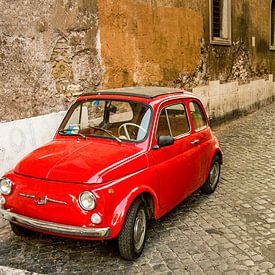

{"left": 0, "top": 87, "right": 222, "bottom": 260}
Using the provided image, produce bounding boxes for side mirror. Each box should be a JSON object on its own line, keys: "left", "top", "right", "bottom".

{"left": 157, "top": 136, "right": 174, "bottom": 148}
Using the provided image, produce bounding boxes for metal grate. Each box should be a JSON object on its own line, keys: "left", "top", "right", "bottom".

{"left": 212, "top": 0, "right": 221, "bottom": 37}
{"left": 272, "top": 1, "right": 275, "bottom": 45}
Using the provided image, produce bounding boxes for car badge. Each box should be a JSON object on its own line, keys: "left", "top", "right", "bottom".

{"left": 36, "top": 196, "right": 47, "bottom": 205}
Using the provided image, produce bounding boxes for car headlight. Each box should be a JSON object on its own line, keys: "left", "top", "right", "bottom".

{"left": 0, "top": 178, "right": 13, "bottom": 195}
{"left": 79, "top": 191, "right": 96, "bottom": 211}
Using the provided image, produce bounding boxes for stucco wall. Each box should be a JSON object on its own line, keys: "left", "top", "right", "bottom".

{"left": 0, "top": 112, "right": 65, "bottom": 177}
{"left": 98, "top": 0, "right": 275, "bottom": 89}
{"left": 97, "top": 0, "right": 203, "bottom": 87}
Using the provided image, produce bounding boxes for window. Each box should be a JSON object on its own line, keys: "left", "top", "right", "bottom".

{"left": 271, "top": 0, "right": 275, "bottom": 50}
{"left": 156, "top": 103, "right": 190, "bottom": 140}
{"left": 61, "top": 99, "right": 151, "bottom": 142}
{"left": 64, "top": 101, "right": 105, "bottom": 130}
{"left": 109, "top": 101, "right": 133, "bottom": 123}
{"left": 189, "top": 102, "right": 207, "bottom": 132}
{"left": 210, "top": 0, "right": 231, "bottom": 45}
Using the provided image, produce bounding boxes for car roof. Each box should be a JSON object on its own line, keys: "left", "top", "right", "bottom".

{"left": 82, "top": 86, "right": 188, "bottom": 99}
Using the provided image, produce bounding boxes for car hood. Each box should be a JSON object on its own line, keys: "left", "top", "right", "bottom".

{"left": 15, "top": 139, "right": 148, "bottom": 183}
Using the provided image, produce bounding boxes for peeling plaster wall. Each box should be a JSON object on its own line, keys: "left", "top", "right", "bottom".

{"left": 0, "top": 0, "right": 101, "bottom": 123}
{"left": 204, "top": 0, "right": 275, "bottom": 84}
{"left": 51, "top": 0, "right": 101, "bottom": 94}
{"left": 0, "top": 0, "right": 274, "bottom": 123}
{"left": 0, "top": 0, "right": 58, "bottom": 122}
{"left": 97, "top": 0, "right": 274, "bottom": 89}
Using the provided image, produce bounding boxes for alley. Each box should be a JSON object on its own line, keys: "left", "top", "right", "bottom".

{"left": 0, "top": 103, "right": 274, "bottom": 274}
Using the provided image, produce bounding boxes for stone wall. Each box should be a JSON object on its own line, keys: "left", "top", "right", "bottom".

{"left": 0, "top": 0, "right": 274, "bottom": 123}
{"left": 0, "top": 0, "right": 101, "bottom": 123}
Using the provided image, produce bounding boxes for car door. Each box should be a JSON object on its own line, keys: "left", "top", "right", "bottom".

{"left": 150, "top": 100, "right": 201, "bottom": 210}
{"left": 189, "top": 100, "right": 213, "bottom": 183}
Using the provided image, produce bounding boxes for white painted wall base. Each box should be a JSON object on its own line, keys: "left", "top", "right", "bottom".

{"left": 0, "top": 76, "right": 274, "bottom": 177}
{"left": 0, "top": 112, "right": 65, "bottom": 177}
{"left": 193, "top": 75, "right": 275, "bottom": 121}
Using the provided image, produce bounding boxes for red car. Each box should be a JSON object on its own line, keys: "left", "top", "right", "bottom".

{"left": 0, "top": 87, "right": 222, "bottom": 260}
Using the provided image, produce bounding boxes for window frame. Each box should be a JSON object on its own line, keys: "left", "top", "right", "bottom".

{"left": 58, "top": 98, "right": 153, "bottom": 144}
{"left": 155, "top": 102, "right": 191, "bottom": 140}
{"left": 270, "top": 0, "right": 275, "bottom": 50}
{"left": 209, "top": 0, "right": 232, "bottom": 46}
{"left": 189, "top": 101, "right": 208, "bottom": 132}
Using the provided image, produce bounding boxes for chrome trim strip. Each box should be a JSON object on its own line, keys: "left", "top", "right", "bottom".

{"left": 0, "top": 209, "right": 111, "bottom": 238}
{"left": 19, "top": 193, "right": 35, "bottom": 199}
{"left": 19, "top": 193, "right": 67, "bottom": 205}
{"left": 46, "top": 197, "right": 67, "bottom": 205}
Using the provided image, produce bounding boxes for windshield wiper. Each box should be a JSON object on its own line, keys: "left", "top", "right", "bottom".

{"left": 89, "top": 126, "right": 122, "bottom": 143}
{"left": 58, "top": 129, "right": 87, "bottom": 140}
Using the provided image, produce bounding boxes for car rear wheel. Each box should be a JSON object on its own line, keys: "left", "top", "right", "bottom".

{"left": 118, "top": 198, "right": 147, "bottom": 260}
{"left": 201, "top": 155, "right": 221, "bottom": 194}
{"left": 10, "top": 223, "right": 34, "bottom": 237}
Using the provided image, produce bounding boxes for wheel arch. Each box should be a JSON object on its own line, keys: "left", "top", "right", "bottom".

{"left": 110, "top": 188, "right": 159, "bottom": 238}
{"left": 138, "top": 192, "right": 155, "bottom": 220}
{"left": 204, "top": 147, "right": 223, "bottom": 182}
{"left": 214, "top": 148, "right": 223, "bottom": 164}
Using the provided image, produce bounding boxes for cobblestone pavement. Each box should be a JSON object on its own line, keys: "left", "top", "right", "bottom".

{"left": 0, "top": 103, "right": 274, "bottom": 275}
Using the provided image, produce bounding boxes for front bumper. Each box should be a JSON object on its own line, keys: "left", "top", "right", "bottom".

{"left": 0, "top": 208, "right": 111, "bottom": 238}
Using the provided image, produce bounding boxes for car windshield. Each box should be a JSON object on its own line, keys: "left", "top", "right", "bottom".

{"left": 59, "top": 99, "right": 152, "bottom": 142}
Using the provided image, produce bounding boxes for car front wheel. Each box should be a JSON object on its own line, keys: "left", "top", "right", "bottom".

{"left": 201, "top": 155, "right": 221, "bottom": 194}
{"left": 118, "top": 198, "right": 147, "bottom": 260}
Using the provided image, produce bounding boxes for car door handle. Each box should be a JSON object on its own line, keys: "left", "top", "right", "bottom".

{"left": 190, "top": 139, "right": 199, "bottom": 145}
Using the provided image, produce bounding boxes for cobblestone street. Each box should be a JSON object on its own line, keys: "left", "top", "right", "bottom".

{"left": 0, "top": 103, "right": 274, "bottom": 275}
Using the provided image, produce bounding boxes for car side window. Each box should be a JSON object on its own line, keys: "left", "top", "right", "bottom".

{"left": 189, "top": 101, "right": 207, "bottom": 131}
{"left": 156, "top": 103, "right": 190, "bottom": 139}
{"left": 156, "top": 108, "right": 171, "bottom": 140}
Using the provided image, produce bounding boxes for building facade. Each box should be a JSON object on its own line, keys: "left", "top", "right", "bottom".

{"left": 0, "top": 0, "right": 274, "bottom": 122}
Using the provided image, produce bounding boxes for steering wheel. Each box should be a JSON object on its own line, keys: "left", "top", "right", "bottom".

{"left": 118, "top": 123, "right": 146, "bottom": 140}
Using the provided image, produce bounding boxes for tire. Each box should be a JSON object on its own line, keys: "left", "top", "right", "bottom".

{"left": 201, "top": 155, "right": 221, "bottom": 194}
{"left": 118, "top": 198, "right": 147, "bottom": 260}
{"left": 10, "top": 223, "right": 34, "bottom": 237}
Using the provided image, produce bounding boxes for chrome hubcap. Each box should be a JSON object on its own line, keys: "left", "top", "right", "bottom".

{"left": 133, "top": 208, "right": 146, "bottom": 251}
{"left": 209, "top": 162, "right": 220, "bottom": 188}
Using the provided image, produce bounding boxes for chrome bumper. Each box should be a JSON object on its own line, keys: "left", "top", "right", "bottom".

{"left": 0, "top": 209, "right": 111, "bottom": 238}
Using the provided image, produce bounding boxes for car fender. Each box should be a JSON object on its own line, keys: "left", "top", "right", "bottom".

{"left": 205, "top": 145, "right": 223, "bottom": 181}
{"left": 109, "top": 185, "right": 159, "bottom": 238}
